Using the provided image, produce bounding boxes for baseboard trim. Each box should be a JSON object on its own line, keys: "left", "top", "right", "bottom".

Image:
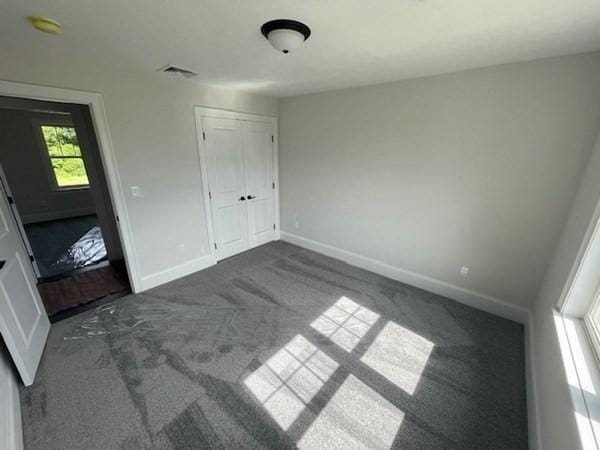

{"left": 1, "top": 348, "right": 23, "bottom": 450}
{"left": 21, "top": 208, "right": 96, "bottom": 224}
{"left": 139, "top": 254, "right": 216, "bottom": 291}
{"left": 281, "top": 231, "right": 538, "bottom": 446}
{"left": 281, "top": 231, "right": 529, "bottom": 324}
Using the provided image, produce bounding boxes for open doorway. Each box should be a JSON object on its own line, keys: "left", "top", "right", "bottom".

{"left": 0, "top": 96, "right": 130, "bottom": 319}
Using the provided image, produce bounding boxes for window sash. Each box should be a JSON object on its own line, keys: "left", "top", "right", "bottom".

{"left": 49, "top": 155, "right": 84, "bottom": 160}
{"left": 584, "top": 289, "right": 600, "bottom": 364}
{"left": 38, "top": 124, "right": 90, "bottom": 189}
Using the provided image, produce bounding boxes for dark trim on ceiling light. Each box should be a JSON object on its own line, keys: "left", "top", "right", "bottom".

{"left": 261, "top": 19, "right": 311, "bottom": 41}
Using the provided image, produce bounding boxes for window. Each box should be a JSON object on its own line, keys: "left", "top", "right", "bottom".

{"left": 585, "top": 291, "right": 600, "bottom": 360}
{"left": 40, "top": 125, "right": 89, "bottom": 189}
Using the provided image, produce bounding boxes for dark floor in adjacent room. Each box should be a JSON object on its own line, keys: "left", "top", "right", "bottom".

{"left": 24, "top": 215, "right": 107, "bottom": 279}
{"left": 39, "top": 262, "right": 130, "bottom": 317}
{"left": 19, "top": 241, "right": 528, "bottom": 449}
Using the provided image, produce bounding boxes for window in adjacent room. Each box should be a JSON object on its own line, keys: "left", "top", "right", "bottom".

{"left": 39, "top": 125, "right": 89, "bottom": 189}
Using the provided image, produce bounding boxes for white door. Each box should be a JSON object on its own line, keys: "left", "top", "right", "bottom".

{"left": 0, "top": 182, "right": 50, "bottom": 386}
{"left": 0, "top": 166, "right": 40, "bottom": 278}
{"left": 242, "top": 121, "right": 276, "bottom": 248}
{"left": 204, "top": 117, "right": 249, "bottom": 260}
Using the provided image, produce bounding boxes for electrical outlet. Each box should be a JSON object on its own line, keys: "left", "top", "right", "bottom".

{"left": 178, "top": 244, "right": 185, "bottom": 254}
{"left": 294, "top": 213, "right": 300, "bottom": 229}
{"left": 459, "top": 266, "right": 469, "bottom": 277}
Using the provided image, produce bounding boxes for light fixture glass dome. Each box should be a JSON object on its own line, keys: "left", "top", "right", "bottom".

{"left": 266, "top": 29, "right": 305, "bottom": 53}
{"left": 261, "top": 19, "right": 311, "bottom": 54}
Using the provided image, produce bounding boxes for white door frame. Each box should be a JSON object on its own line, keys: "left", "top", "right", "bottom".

{"left": 194, "top": 107, "right": 279, "bottom": 261}
{"left": 0, "top": 80, "right": 142, "bottom": 292}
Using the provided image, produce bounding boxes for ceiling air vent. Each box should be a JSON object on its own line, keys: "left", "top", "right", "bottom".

{"left": 158, "top": 65, "right": 197, "bottom": 78}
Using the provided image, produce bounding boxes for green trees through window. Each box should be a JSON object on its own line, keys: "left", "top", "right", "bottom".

{"left": 40, "top": 125, "right": 90, "bottom": 188}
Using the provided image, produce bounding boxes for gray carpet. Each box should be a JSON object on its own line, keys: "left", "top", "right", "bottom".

{"left": 20, "top": 241, "right": 528, "bottom": 449}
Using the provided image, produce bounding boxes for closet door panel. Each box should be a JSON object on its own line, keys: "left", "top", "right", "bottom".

{"left": 203, "top": 117, "right": 249, "bottom": 260}
{"left": 242, "top": 121, "right": 276, "bottom": 248}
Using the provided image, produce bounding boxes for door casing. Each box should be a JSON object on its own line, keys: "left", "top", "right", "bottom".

{"left": 0, "top": 80, "right": 142, "bottom": 292}
{"left": 194, "top": 107, "right": 280, "bottom": 262}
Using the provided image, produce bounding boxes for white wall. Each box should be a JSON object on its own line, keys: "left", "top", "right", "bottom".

{"left": 0, "top": 61, "right": 277, "bottom": 289}
{"left": 532, "top": 129, "right": 600, "bottom": 449}
{"left": 279, "top": 52, "right": 600, "bottom": 309}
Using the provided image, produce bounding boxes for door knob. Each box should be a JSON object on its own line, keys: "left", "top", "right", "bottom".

{"left": 247, "top": 195, "right": 256, "bottom": 200}
{"left": 238, "top": 196, "right": 246, "bottom": 201}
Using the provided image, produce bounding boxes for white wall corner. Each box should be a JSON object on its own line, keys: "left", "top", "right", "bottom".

{"left": 280, "top": 231, "right": 530, "bottom": 324}
{"left": 280, "top": 231, "right": 540, "bottom": 448}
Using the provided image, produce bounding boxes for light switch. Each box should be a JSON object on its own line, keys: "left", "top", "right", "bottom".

{"left": 130, "top": 186, "right": 143, "bottom": 197}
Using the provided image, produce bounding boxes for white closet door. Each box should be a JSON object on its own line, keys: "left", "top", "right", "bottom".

{"left": 203, "top": 117, "right": 249, "bottom": 260}
{"left": 0, "top": 181, "right": 50, "bottom": 386}
{"left": 242, "top": 121, "right": 276, "bottom": 248}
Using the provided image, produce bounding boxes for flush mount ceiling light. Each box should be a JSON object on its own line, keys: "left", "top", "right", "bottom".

{"left": 261, "top": 19, "right": 311, "bottom": 54}
{"left": 28, "top": 16, "right": 62, "bottom": 35}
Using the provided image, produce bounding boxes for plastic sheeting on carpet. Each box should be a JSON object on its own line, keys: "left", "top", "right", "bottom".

{"left": 55, "top": 225, "right": 107, "bottom": 270}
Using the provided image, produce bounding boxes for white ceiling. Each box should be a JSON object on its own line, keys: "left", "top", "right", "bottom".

{"left": 2, "top": 0, "right": 600, "bottom": 97}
